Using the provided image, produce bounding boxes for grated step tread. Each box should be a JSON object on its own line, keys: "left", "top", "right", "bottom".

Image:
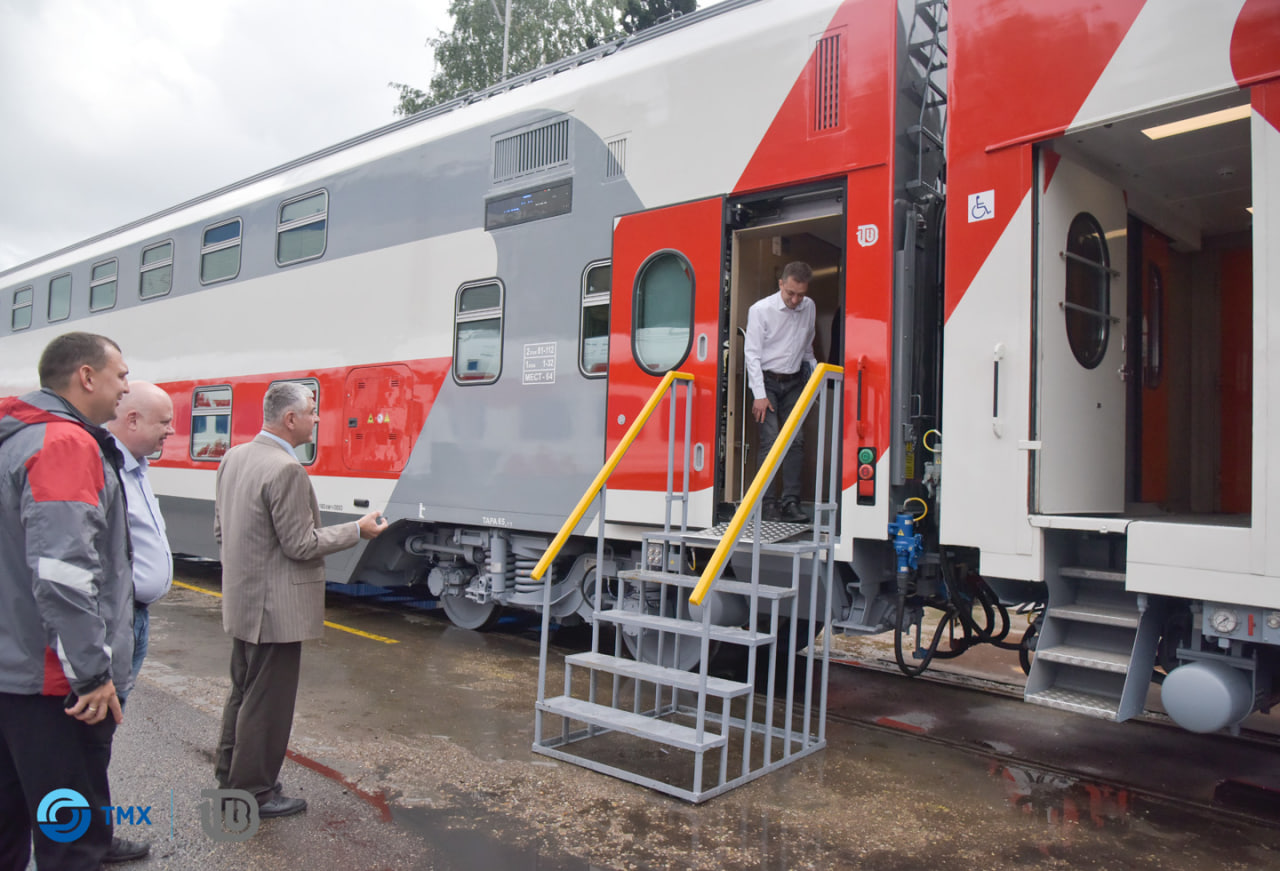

{"left": 538, "top": 696, "right": 726, "bottom": 751}
{"left": 618, "top": 569, "right": 795, "bottom": 601}
{"left": 593, "top": 609, "right": 774, "bottom": 648}
{"left": 1049, "top": 603, "right": 1140, "bottom": 628}
{"left": 1024, "top": 687, "right": 1121, "bottom": 720}
{"left": 566, "top": 652, "right": 752, "bottom": 698}
{"left": 1035, "top": 644, "right": 1132, "bottom": 674}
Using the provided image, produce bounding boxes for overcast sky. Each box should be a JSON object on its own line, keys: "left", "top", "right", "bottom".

{"left": 0, "top": 1, "right": 448, "bottom": 272}
{"left": 0, "top": 0, "right": 728, "bottom": 274}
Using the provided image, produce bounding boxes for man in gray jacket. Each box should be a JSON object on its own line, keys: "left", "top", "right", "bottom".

{"left": 0, "top": 332, "right": 149, "bottom": 869}
{"left": 214, "top": 381, "right": 386, "bottom": 819}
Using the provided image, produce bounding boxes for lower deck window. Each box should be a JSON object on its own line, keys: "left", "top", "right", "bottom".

{"left": 191, "top": 385, "right": 232, "bottom": 460}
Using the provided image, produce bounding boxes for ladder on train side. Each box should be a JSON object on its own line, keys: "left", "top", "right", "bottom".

{"left": 904, "top": 0, "right": 948, "bottom": 204}
{"left": 531, "top": 366, "right": 843, "bottom": 803}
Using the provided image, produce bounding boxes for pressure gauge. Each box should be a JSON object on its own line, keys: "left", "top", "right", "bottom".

{"left": 1210, "top": 609, "right": 1238, "bottom": 634}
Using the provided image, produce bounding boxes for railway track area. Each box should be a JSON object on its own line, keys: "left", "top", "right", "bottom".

{"left": 117, "top": 567, "right": 1280, "bottom": 870}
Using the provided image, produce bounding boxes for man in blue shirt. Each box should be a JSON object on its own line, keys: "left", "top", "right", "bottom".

{"left": 106, "top": 381, "right": 174, "bottom": 703}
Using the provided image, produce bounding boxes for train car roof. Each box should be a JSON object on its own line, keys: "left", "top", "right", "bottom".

{"left": 0, "top": 0, "right": 763, "bottom": 282}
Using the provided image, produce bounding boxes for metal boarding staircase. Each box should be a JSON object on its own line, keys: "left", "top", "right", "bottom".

{"left": 1024, "top": 533, "right": 1162, "bottom": 721}
{"left": 531, "top": 365, "right": 844, "bottom": 802}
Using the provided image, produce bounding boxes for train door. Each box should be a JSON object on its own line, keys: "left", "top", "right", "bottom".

{"left": 721, "top": 187, "right": 846, "bottom": 516}
{"left": 604, "top": 197, "right": 723, "bottom": 526}
{"left": 1034, "top": 152, "right": 1128, "bottom": 515}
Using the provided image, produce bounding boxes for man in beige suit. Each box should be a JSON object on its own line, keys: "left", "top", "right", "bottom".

{"left": 213, "top": 381, "right": 386, "bottom": 818}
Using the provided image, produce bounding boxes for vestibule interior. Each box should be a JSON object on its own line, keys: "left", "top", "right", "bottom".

{"left": 1056, "top": 89, "right": 1254, "bottom": 521}
{"left": 723, "top": 217, "right": 843, "bottom": 509}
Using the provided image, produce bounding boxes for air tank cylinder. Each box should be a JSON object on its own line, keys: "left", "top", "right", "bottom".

{"left": 1161, "top": 660, "right": 1255, "bottom": 733}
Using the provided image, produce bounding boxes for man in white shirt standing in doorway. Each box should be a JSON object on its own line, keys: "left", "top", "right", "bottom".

{"left": 106, "top": 381, "right": 174, "bottom": 703}
{"left": 744, "top": 261, "right": 817, "bottom": 523}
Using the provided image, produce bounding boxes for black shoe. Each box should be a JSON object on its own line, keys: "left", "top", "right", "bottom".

{"left": 104, "top": 837, "right": 150, "bottom": 863}
{"left": 778, "top": 500, "right": 808, "bottom": 523}
{"left": 258, "top": 794, "right": 307, "bottom": 819}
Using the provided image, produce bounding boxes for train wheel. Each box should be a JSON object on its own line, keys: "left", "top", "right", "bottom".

{"left": 621, "top": 626, "right": 710, "bottom": 671}
{"left": 441, "top": 594, "right": 502, "bottom": 631}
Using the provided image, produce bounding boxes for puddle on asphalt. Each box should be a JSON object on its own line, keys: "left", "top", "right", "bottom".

{"left": 392, "top": 805, "right": 595, "bottom": 871}
{"left": 988, "top": 760, "right": 1134, "bottom": 829}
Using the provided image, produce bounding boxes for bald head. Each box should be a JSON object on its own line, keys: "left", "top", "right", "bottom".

{"left": 107, "top": 381, "right": 175, "bottom": 460}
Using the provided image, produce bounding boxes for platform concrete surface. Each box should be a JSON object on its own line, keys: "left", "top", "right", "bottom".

{"left": 63, "top": 572, "right": 1280, "bottom": 870}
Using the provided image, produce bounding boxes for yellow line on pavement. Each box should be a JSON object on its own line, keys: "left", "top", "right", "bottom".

{"left": 173, "top": 580, "right": 221, "bottom": 598}
{"left": 321, "top": 621, "right": 400, "bottom": 645}
{"left": 171, "top": 580, "right": 401, "bottom": 645}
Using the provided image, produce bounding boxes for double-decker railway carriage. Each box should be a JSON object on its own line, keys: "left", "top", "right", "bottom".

{"left": 3, "top": 0, "right": 1279, "bottom": 764}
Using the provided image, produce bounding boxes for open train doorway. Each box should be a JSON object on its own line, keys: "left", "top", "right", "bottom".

{"left": 1033, "top": 90, "right": 1254, "bottom": 523}
{"left": 719, "top": 186, "right": 846, "bottom": 521}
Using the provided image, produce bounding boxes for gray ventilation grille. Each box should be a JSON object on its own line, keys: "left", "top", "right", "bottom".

{"left": 606, "top": 137, "right": 627, "bottom": 179}
{"left": 494, "top": 119, "right": 571, "bottom": 182}
{"left": 814, "top": 34, "right": 841, "bottom": 131}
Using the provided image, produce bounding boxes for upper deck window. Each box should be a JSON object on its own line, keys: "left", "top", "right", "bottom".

{"left": 140, "top": 241, "right": 174, "bottom": 299}
{"left": 11, "top": 287, "right": 32, "bottom": 331}
{"left": 90, "top": 259, "right": 118, "bottom": 312}
{"left": 48, "top": 274, "right": 72, "bottom": 322}
{"left": 277, "top": 191, "right": 328, "bottom": 266}
{"left": 201, "top": 219, "right": 242, "bottom": 284}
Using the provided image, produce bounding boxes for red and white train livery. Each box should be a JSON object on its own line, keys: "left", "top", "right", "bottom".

{"left": 2, "top": 0, "right": 1278, "bottom": 734}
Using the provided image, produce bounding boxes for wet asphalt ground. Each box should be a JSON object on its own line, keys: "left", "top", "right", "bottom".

{"left": 80, "top": 563, "right": 1280, "bottom": 870}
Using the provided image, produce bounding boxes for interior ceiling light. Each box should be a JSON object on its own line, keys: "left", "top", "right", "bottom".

{"left": 1142, "top": 104, "right": 1251, "bottom": 140}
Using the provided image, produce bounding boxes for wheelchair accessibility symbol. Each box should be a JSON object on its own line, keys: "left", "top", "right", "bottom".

{"left": 968, "top": 190, "right": 995, "bottom": 223}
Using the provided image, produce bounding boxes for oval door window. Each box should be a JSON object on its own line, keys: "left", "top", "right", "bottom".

{"left": 632, "top": 251, "right": 694, "bottom": 374}
{"left": 1064, "top": 212, "right": 1111, "bottom": 370}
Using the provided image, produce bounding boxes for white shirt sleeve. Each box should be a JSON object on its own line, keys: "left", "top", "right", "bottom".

{"left": 744, "top": 301, "right": 766, "bottom": 400}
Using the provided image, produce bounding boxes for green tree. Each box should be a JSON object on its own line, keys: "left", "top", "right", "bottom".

{"left": 391, "top": 0, "right": 619, "bottom": 116}
{"left": 618, "top": 0, "right": 695, "bottom": 34}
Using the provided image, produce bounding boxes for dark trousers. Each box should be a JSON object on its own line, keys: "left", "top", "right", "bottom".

{"left": 0, "top": 692, "right": 115, "bottom": 871}
{"left": 215, "top": 639, "right": 301, "bottom": 804}
{"left": 759, "top": 371, "right": 806, "bottom": 502}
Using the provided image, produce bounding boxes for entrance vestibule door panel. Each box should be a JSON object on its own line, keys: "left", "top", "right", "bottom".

{"left": 1036, "top": 154, "right": 1128, "bottom": 515}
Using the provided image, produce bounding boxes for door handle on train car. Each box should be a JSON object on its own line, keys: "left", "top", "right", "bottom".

{"left": 855, "top": 356, "right": 868, "bottom": 439}
{"left": 992, "top": 343, "right": 1006, "bottom": 438}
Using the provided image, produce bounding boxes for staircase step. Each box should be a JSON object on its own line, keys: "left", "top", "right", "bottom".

{"left": 1035, "top": 644, "right": 1132, "bottom": 674}
{"left": 594, "top": 609, "right": 773, "bottom": 648}
{"left": 679, "top": 522, "right": 817, "bottom": 549}
{"left": 1024, "top": 687, "right": 1121, "bottom": 720}
{"left": 618, "top": 569, "right": 796, "bottom": 601}
{"left": 1049, "top": 603, "right": 1139, "bottom": 628}
{"left": 566, "top": 652, "right": 752, "bottom": 698}
{"left": 1059, "top": 566, "right": 1126, "bottom": 583}
{"left": 538, "top": 696, "right": 727, "bottom": 751}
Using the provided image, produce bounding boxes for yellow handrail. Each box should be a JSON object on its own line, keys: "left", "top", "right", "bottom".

{"left": 689, "top": 363, "right": 843, "bottom": 606}
{"left": 531, "top": 370, "right": 695, "bottom": 581}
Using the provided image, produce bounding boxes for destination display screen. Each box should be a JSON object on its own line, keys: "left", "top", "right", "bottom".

{"left": 485, "top": 179, "right": 573, "bottom": 230}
